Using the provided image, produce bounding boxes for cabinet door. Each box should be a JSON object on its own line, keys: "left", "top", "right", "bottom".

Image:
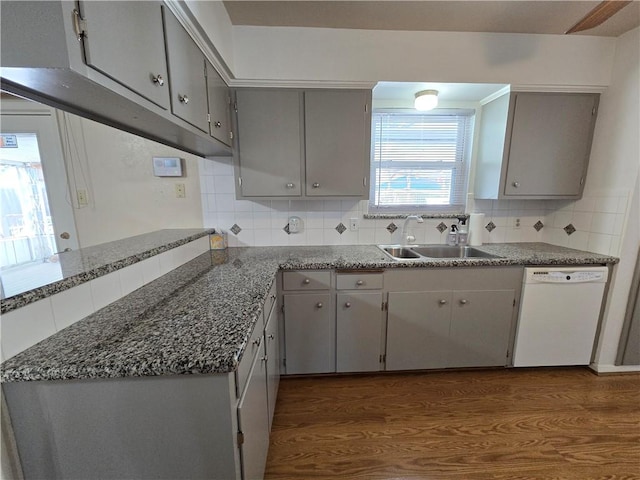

{"left": 238, "top": 351, "right": 269, "bottom": 480}
{"left": 235, "top": 90, "right": 303, "bottom": 197}
{"left": 265, "top": 303, "right": 280, "bottom": 430}
{"left": 305, "top": 90, "right": 371, "bottom": 197}
{"left": 205, "top": 60, "right": 231, "bottom": 147}
{"left": 79, "top": 1, "right": 170, "bottom": 110}
{"left": 449, "top": 290, "right": 515, "bottom": 368}
{"left": 283, "top": 293, "right": 334, "bottom": 374}
{"left": 336, "top": 292, "right": 383, "bottom": 373}
{"left": 386, "top": 291, "right": 452, "bottom": 370}
{"left": 163, "top": 8, "right": 209, "bottom": 132}
{"left": 503, "top": 93, "right": 598, "bottom": 197}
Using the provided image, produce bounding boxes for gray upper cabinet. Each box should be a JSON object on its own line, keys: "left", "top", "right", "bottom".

{"left": 305, "top": 90, "right": 371, "bottom": 197}
{"left": 475, "top": 92, "right": 599, "bottom": 200}
{"left": 79, "top": 1, "right": 169, "bottom": 111}
{"left": 235, "top": 89, "right": 303, "bottom": 197}
{"left": 205, "top": 60, "right": 232, "bottom": 147}
{"left": 0, "top": 1, "right": 231, "bottom": 157}
{"left": 163, "top": 8, "right": 209, "bottom": 133}
{"left": 233, "top": 88, "right": 371, "bottom": 199}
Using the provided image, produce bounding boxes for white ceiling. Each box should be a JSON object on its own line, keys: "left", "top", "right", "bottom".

{"left": 223, "top": 1, "right": 640, "bottom": 37}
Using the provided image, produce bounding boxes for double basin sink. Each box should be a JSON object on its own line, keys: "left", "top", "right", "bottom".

{"left": 379, "top": 244, "right": 502, "bottom": 261}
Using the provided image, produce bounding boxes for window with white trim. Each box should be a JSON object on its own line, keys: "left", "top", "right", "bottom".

{"left": 369, "top": 110, "right": 474, "bottom": 213}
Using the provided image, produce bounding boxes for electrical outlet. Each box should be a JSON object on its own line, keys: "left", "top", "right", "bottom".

{"left": 288, "top": 216, "right": 301, "bottom": 233}
{"left": 514, "top": 218, "right": 521, "bottom": 229}
{"left": 175, "top": 183, "right": 186, "bottom": 198}
{"left": 76, "top": 189, "right": 89, "bottom": 206}
{"left": 350, "top": 218, "right": 358, "bottom": 231}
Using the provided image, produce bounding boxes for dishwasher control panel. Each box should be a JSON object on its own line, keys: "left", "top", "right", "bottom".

{"left": 525, "top": 266, "right": 608, "bottom": 284}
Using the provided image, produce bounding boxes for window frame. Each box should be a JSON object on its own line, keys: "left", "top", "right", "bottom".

{"left": 368, "top": 108, "right": 475, "bottom": 214}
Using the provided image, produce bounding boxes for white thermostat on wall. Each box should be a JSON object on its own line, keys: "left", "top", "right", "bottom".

{"left": 152, "top": 157, "right": 183, "bottom": 177}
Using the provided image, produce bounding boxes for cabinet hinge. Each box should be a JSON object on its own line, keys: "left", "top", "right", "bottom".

{"left": 580, "top": 177, "right": 585, "bottom": 186}
{"left": 238, "top": 177, "right": 242, "bottom": 187}
{"left": 365, "top": 103, "right": 369, "bottom": 114}
{"left": 592, "top": 107, "right": 597, "bottom": 116}
{"left": 506, "top": 349, "right": 511, "bottom": 359}
{"left": 379, "top": 354, "right": 386, "bottom": 363}
{"left": 237, "top": 431, "right": 244, "bottom": 447}
{"left": 234, "top": 101, "right": 238, "bottom": 113}
{"left": 513, "top": 298, "right": 516, "bottom": 307}
{"left": 72, "top": 9, "right": 87, "bottom": 42}
{"left": 281, "top": 303, "right": 285, "bottom": 315}
{"left": 207, "top": 113, "right": 211, "bottom": 123}
{"left": 283, "top": 358, "right": 287, "bottom": 368}
{"left": 363, "top": 177, "right": 367, "bottom": 187}
{"left": 229, "top": 131, "right": 234, "bottom": 140}
{"left": 381, "top": 301, "right": 388, "bottom": 311}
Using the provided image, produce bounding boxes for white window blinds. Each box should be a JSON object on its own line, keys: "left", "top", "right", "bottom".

{"left": 369, "top": 110, "right": 474, "bottom": 212}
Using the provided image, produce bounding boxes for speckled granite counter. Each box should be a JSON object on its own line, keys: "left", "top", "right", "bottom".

{"left": 0, "top": 243, "right": 617, "bottom": 383}
{"left": 0, "top": 229, "right": 215, "bottom": 314}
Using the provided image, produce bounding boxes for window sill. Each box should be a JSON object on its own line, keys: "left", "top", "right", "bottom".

{"left": 363, "top": 213, "right": 468, "bottom": 220}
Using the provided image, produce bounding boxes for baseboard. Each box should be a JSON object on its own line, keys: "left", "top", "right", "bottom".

{"left": 589, "top": 363, "right": 640, "bottom": 374}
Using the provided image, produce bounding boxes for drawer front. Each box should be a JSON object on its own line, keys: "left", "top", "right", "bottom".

{"left": 235, "top": 321, "right": 264, "bottom": 398}
{"left": 336, "top": 273, "right": 383, "bottom": 290}
{"left": 262, "top": 280, "right": 277, "bottom": 325}
{"left": 283, "top": 271, "right": 331, "bottom": 291}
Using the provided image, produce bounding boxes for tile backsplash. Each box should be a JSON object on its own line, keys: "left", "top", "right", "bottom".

{"left": 200, "top": 158, "right": 627, "bottom": 257}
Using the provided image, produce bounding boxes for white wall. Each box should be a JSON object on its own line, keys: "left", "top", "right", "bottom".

{"left": 232, "top": 26, "right": 615, "bottom": 88}
{"left": 60, "top": 114, "right": 204, "bottom": 248}
{"left": 587, "top": 27, "right": 640, "bottom": 370}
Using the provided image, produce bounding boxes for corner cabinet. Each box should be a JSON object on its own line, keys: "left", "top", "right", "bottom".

{"left": 4, "top": 284, "right": 280, "bottom": 480}
{"left": 233, "top": 88, "right": 372, "bottom": 200}
{"left": 474, "top": 92, "right": 599, "bottom": 200}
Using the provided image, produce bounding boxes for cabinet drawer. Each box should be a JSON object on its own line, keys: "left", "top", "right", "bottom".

{"left": 235, "top": 321, "right": 264, "bottom": 398}
{"left": 336, "top": 273, "right": 383, "bottom": 290}
{"left": 282, "top": 271, "right": 331, "bottom": 291}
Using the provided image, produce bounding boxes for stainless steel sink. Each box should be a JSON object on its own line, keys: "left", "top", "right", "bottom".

{"left": 380, "top": 246, "right": 421, "bottom": 259}
{"left": 378, "top": 244, "right": 501, "bottom": 260}
{"left": 411, "top": 245, "right": 499, "bottom": 259}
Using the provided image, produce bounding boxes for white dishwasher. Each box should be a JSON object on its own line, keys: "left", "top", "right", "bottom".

{"left": 513, "top": 266, "right": 608, "bottom": 367}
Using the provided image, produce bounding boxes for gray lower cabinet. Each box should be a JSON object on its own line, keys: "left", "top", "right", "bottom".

{"left": 264, "top": 295, "right": 280, "bottom": 430}
{"left": 79, "top": 1, "right": 170, "bottom": 110}
{"left": 283, "top": 292, "right": 334, "bottom": 374}
{"left": 238, "top": 346, "right": 270, "bottom": 480}
{"left": 4, "top": 294, "right": 280, "bottom": 480}
{"left": 475, "top": 91, "right": 599, "bottom": 200}
{"left": 336, "top": 292, "right": 384, "bottom": 372}
{"left": 163, "top": 7, "right": 209, "bottom": 133}
{"left": 385, "top": 267, "right": 522, "bottom": 371}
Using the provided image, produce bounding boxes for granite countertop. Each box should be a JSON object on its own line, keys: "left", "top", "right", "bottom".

{"left": 0, "top": 243, "right": 617, "bottom": 383}
{"left": 0, "top": 229, "right": 215, "bottom": 314}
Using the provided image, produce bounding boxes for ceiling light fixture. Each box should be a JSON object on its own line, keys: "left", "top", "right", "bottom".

{"left": 414, "top": 89, "right": 439, "bottom": 111}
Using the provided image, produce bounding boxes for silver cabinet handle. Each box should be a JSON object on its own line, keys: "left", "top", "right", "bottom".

{"left": 261, "top": 355, "right": 268, "bottom": 363}
{"left": 268, "top": 334, "right": 275, "bottom": 340}
{"left": 179, "top": 94, "right": 189, "bottom": 104}
{"left": 512, "top": 181, "right": 520, "bottom": 188}
{"left": 439, "top": 299, "right": 447, "bottom": 305}
{"left": 286, "top": 183, "right": 295, "bottom": 189}
{"left": 356, "top": 280, "right": 364, "bottom": 286}
{"left": 459, "top": 299, "right": 468, "bottom": 305}
{"left": 303, "top": 278, "right": 311, "bottom": 285}
{"left": 213, "top": 121, "right": 222, "bottom": 128}
{"left": 270, "top": 294, "right": 276, "bottom": 301}
{"left": 252, "top": 337, "right": 262, "bottom": 347}
{"left": 59, "top": 232, "right": 70, "bottom": 240}
{"left": 152, "top": 74, "right": 165, "bottom": 86}
{"left": 312, "top": 182, "right": 320, "bottom": 188}
{"left": 345, "top": 302, "right": 352, "bottom": 308}
{"left": 316, "top": 302, "right": 323, "bottom": 308}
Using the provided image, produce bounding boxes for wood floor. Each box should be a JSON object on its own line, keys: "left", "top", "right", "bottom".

{"left": 264, "top": 368, "right": 640, "bottom": 480}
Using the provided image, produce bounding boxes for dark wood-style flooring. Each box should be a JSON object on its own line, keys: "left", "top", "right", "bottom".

{"left": 265, "top": 368, "right": 640, "bottom": 479}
